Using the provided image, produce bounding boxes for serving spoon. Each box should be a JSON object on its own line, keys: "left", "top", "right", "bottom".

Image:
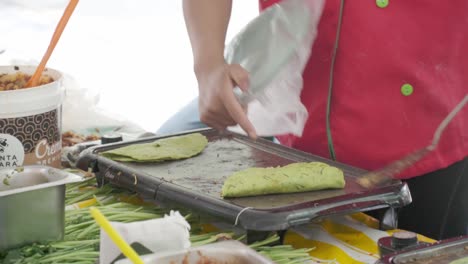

{"left": 25, "top": 0, "right": 79, "bottom": 88}
{"left": 356, "top": 94, "right": 468, "bottom": 189}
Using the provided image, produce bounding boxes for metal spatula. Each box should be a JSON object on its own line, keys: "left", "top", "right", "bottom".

{"left": 356, "top": 95, "right": 468, "bottom": 189}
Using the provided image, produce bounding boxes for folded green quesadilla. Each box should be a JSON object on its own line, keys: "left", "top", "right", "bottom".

{"left": 101, "top": 133, "right": 208, "bottom": 162}
{"left": 450, "top": 257, "right": 468, "bottom": 264}
{"left": 221, "top": 162, "right": 345, "bottom": 198}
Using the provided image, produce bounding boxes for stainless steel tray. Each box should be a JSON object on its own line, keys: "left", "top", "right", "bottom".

{"left": 115, "top": 240, "right": 275, "bottom": 264}
{"left": 77, "top": 128, "right": 411, "bottom": 231}
{"left": 0, "top": 165, "right": 82, "bottom": 251}
{"left": 378, "top": 236, "right": 468, "bottom": 264}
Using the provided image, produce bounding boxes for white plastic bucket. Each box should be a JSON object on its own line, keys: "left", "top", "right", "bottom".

{"left": 0, "top": 65, "right": 65, "bottom": 168}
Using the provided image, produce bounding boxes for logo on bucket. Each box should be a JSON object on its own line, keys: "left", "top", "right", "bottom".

{"left": 0, "top": 138, "right": 8, "bottom": 152}
{"left": 0, "top": 109, "right": 62, "bottom": 168}
{"left": 34, "top": 138, "right": 61, "bottom": 166}
{"left": 0, "top": 134, "right": 25, "bottom": 168}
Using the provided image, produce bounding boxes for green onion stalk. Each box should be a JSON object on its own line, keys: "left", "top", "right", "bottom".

{"left": 0, "top": 176, "right": 314, "bottom": 264}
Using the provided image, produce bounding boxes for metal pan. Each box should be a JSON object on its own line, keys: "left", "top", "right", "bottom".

{"left": 0, "top": 165, "right": 82, "bottom": 251}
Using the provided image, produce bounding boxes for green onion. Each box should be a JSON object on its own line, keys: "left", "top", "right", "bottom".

{"left": 1, "top": 176, "right": 314, "bottom": 264}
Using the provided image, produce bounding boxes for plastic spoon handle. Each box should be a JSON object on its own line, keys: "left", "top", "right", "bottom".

{"left": 26, "top": 0, "right": 79, "bottom": 88}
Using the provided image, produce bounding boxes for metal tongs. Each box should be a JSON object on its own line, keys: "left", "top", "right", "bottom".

{"left": 357, "top": 95, "right": 468, "bottom": 189}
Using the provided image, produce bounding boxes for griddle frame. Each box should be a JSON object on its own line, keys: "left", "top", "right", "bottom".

{"left": 77, "top": 128, "right": 412, "bottom": 231}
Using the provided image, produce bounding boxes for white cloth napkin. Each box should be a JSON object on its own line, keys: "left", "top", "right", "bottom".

{"left": 99, "top": 210, "right": 191, "bottom": 264}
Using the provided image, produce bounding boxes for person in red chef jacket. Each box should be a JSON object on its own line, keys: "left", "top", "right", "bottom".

{"left": 169, "top": 0, "right": 468, "bottom": 240}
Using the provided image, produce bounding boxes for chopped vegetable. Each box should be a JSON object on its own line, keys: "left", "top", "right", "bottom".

{"left": 2, "top": 177, "right": 10, "bottom": 186}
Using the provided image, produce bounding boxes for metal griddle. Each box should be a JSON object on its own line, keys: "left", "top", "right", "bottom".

{"left": 77, "top": 128, "right": 411, "bottom": 231}
{"left": 378, "top": 236, "right": 468, "bottom": 264}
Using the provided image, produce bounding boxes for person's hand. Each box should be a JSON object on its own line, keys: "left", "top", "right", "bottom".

{"left": 195, "top": 62, "right": 257, "bottom": 139}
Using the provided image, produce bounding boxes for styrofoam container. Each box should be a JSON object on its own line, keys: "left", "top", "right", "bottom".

{"left": 0, "top": 65, "right": 65, "bottom": 168}
{"left": 115, "top": 240, "right": 275, "bottom": 264}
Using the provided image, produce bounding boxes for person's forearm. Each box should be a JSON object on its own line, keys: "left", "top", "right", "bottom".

{"left": 182, "top": 0, "right": 232, "bottom": 76}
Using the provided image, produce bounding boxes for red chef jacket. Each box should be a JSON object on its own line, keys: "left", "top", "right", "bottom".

{"left": 260, "top": 0, "right": 468, "bottom": 179}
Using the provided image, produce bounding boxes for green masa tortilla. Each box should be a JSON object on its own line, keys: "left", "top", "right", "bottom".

{"left": 451, "top": 257, "right": 468, "bottom": 264}
{"left": 222, "top": 162, "right": 345, "bottom": 198}
{"left": 101, "top": 133, "right": 208, "bottom": 162}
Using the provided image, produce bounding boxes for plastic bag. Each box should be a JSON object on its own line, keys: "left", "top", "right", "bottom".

{"left": 225, "top": 0, "right": 324, "bottom": 137}
{"left": 61, "top": 74, "right": 149, "bottom": 140}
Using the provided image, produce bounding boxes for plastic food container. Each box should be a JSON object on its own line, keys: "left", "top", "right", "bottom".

{"left": 115, "top": 240, "right": 275, "bottom": 264}
{"left": 0, "top": 65, "right": 65, "bottom": 168}
{"left": 0, "top": 165, "right": 82, "bottom": 251}
{"left": 377, "top": 235, "right": 468, "bottom": 264}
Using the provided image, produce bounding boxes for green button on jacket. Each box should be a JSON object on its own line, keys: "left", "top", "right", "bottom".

{"left": 376, "top": 0, "right": 389, "bottom": 8}
{"left": 401, "top": 83, "right": 414, "bottom": 96}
